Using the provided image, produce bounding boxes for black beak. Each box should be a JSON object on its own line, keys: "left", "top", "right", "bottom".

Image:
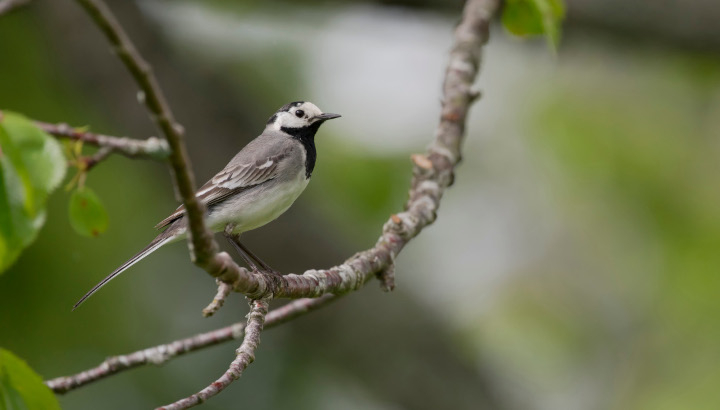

{"left": 316, "top": 113, "right": 341, "bottom": 121}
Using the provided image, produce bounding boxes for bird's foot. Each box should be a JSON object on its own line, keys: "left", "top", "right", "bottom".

{"left": 264, "top": 268, "right": 283, "bottom": 277}
{"left": 251, "top": 267, "right": 283, "bottom": 277}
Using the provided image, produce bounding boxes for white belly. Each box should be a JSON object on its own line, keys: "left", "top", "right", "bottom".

{"left": 207, "top": 171, "right": 310, "bottom": 234}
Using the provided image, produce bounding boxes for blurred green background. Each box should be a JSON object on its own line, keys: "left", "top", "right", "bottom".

{"left": 2, "top": 0, "right": 720, "bottom": 409}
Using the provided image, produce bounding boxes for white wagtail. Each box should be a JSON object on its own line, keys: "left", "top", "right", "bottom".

{"left": 73, "top": 101, "right": 340, "bottom": 309}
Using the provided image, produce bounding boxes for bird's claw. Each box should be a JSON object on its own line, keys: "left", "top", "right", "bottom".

{"left": 251, "top": 267, "right": 283, "bottom": 277}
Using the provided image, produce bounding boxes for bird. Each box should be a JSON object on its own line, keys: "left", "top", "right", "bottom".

{"left": 73, "top": 101, "right": 340, "bottom": 309}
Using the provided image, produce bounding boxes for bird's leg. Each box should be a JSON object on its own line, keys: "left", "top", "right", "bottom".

{"left": 223, "top": 231, "right": 260, "bottom": 272}
{"left": 223, "top": 225, "right": 281, "bottom": 276}
{"left": 233, "top": 239, "right": 280, "bottom": 275}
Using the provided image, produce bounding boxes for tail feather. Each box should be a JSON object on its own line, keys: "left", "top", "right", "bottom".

{"left": 73, "top": 235, "right": 173, "bottom": 310}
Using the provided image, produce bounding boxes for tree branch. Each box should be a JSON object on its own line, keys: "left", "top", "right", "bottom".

{"left": 46, "top": 295, "right": 336, "bottom": 394}
{"left": 74, "top": 0, "right": 220, "bottom": 273}
{"left": 81, "top": 146, "right": 114, "bottom": 171}
{"left": 157, "top": 299, "right": 269, "bottom": 410}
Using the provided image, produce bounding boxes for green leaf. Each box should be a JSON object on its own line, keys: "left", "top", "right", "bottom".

{"left": 0, "top": 348, "right": 61, "bottom": 410}
{"left": 68, "top": 186, "right": 108, "bottom": 237}
{"left": 502, "top": 0, "right": 566, "bottom": 49}
{"left": 0, "top": 112, "right": 67, "bottom": 274}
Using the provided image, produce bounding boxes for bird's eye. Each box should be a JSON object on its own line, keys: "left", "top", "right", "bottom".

{"left": 295, "top": 110, "right": 305, "bottom": 118}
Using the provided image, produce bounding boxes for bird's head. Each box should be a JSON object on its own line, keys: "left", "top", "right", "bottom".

{"left": 267, "top": 101, "right": 341, "bottom": 132}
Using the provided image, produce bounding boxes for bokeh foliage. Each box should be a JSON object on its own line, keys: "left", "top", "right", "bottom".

{"left": 502, "top": 0, "right": 565, "bottom": 48}
{"left": 0, "top": 349, "right": 60, "bottom": 410}
{"left": 0, "top": 112, "right": 66, "bottom": 274}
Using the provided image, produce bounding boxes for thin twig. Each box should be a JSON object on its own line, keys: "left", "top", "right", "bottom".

{"left": 82, "top": 146, "right": 113, "bottom": 170}
{"left": 202, "top": 280, "right": 233, "bottom": 317}
{"left": 46, "top": 295, "right": 336, "bottom": 394}
{"left": 32, "top": 117, "right": 170, "bottom": 159}
{"left": 0, "top": 111, "right": 169, "bottom": 159}
{"left": 157, "top": 299, "right": 270, "bottom": 410}
{"left": 74, "top": 0, "right": 219, "bottom": 272}
{"left": 0, "top": 0, "right": 30, "bottom": 15}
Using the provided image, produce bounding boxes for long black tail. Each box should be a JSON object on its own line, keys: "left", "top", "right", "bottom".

{"left": 72, "top": 234, "right": 174, "bottom": 310}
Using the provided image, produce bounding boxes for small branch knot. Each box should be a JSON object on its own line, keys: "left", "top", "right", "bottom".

{"left": 202, "top": 279, "right": 233, "bottom": 317}
{"left": 377, "top": 262, "right": 396, "bottom": 292}
{"left": 411, "top": 153, "right": 434, "bottom": 170}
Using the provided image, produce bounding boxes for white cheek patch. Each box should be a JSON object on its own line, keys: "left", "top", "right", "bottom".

{"left": 286, "top": 116, "right": 304, "bottom": 128}
{"left": 271, "top": 103, "right": 324, "bottom": 129}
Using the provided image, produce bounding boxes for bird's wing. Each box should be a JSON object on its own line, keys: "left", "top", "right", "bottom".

{"left": 154, "top": 148, "right": 289, "bottom": 229}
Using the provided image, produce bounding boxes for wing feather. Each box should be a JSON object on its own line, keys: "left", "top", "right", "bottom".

{"left": 154, "top": 151, "right": 287, "bottom": 229}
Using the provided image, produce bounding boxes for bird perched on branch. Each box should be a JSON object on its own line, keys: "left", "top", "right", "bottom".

{"left": 74, "top": 101, "right": 340, "bottom": 309}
